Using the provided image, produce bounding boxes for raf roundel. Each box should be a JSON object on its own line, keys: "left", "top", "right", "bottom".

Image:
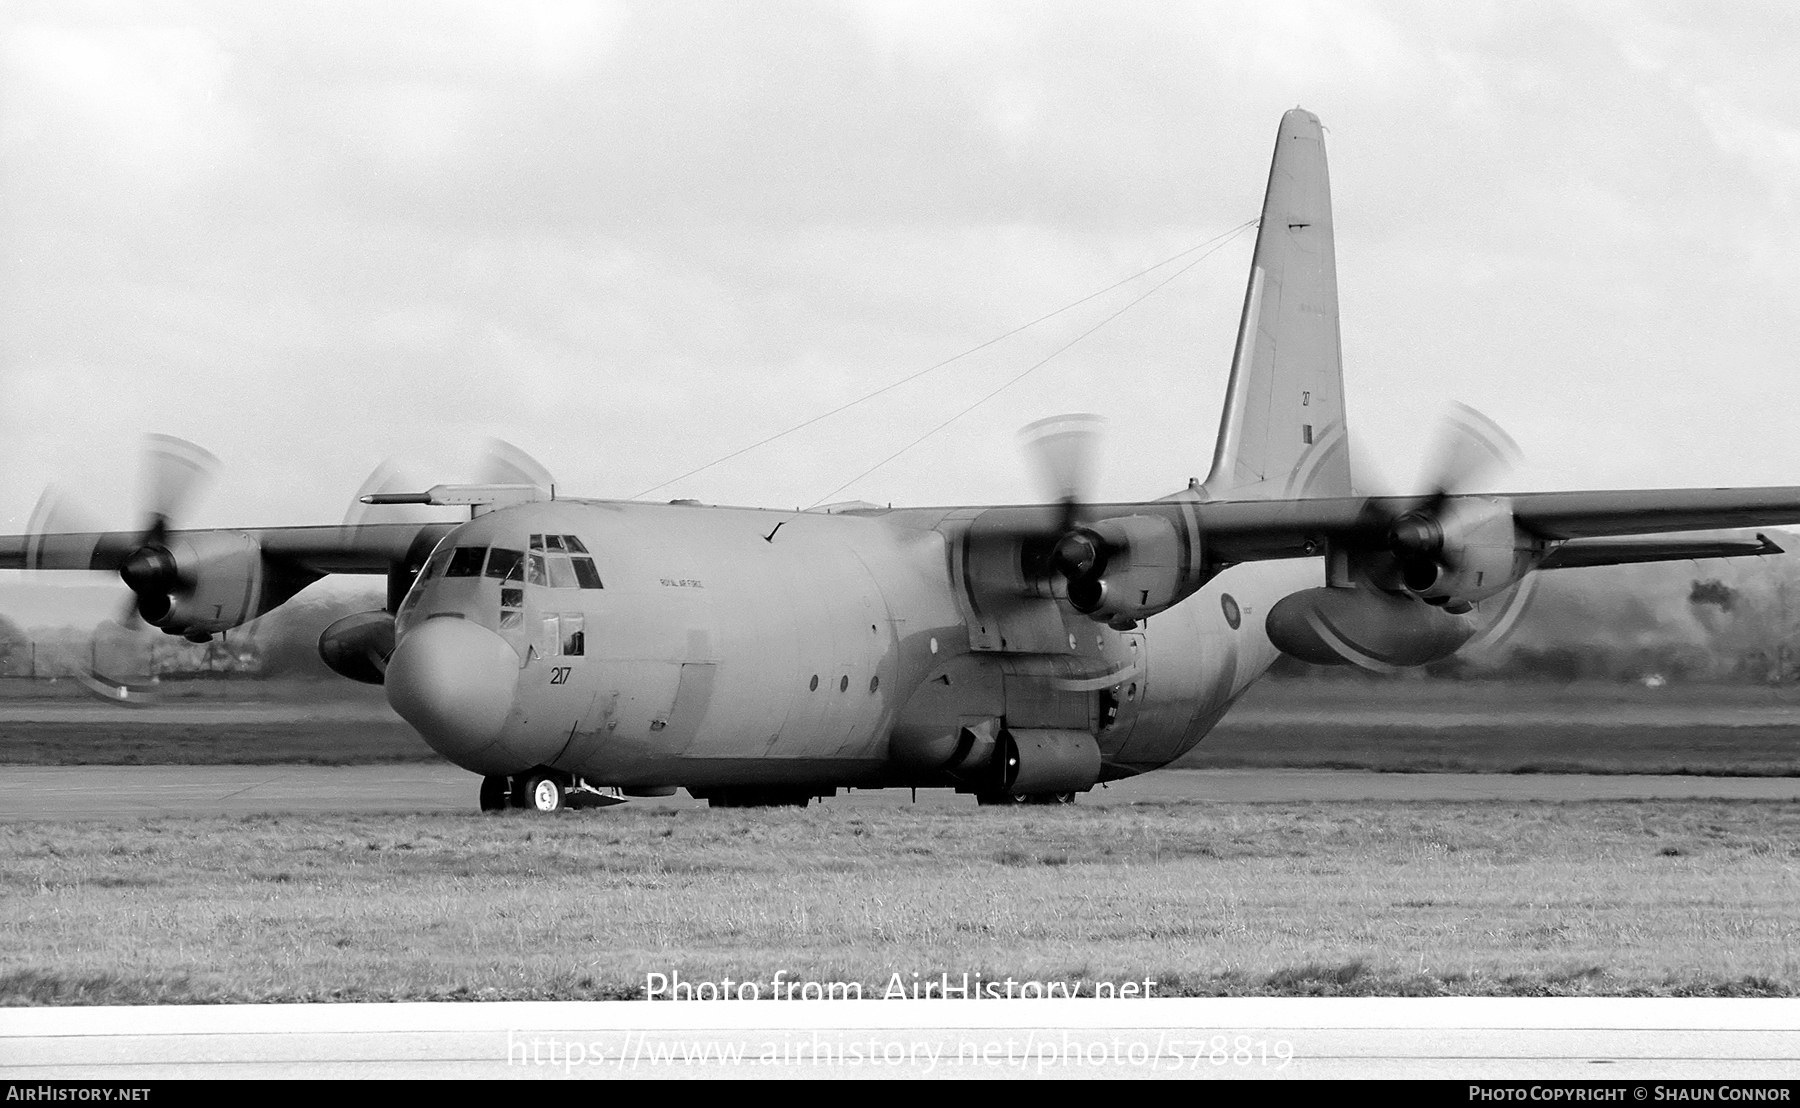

{"left": 1221, "top": 593, "right": 1242, "bottom": 630}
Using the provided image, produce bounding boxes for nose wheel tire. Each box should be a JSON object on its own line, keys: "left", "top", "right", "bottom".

{"left": 524, "top": 774, "right": 565, "bottom": 812}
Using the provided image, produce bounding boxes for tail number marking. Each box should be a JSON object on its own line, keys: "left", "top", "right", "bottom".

{"left": 549, "top": 666, "right": 572, "bottom": 685}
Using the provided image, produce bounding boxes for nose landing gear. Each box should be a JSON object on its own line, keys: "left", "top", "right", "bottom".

{"left": 479, "top": 770, "right": 626, "bottom": 812}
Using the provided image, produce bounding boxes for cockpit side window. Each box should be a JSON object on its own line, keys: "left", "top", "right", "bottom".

{"left": 484, "top": 548, "right": 524, "bottom": 581}
{"left": 571, "top": 557, "right": 604, "bottom": 589}
{"left": 421, "top": 544, "right": 455, "bottom": 582}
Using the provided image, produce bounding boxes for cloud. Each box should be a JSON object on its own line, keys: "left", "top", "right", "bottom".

{"left": 1, "top": 0, "right": 1796, "bottom": 538}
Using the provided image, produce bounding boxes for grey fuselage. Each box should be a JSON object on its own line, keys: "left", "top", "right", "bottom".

{"left": 384, "top": 496, "right": 1320, "bottom": 791}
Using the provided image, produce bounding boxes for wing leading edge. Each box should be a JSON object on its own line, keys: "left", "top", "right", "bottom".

{"left": 0, "top": 522, "right": 456, "bottom": 576}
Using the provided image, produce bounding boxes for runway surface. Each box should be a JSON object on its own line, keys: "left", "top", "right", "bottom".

{"left": 4, "top": 764, "right": 1800, "bottom": 821}
{"left": 5, "top": 998, "right": 1799, "bottom": 1079}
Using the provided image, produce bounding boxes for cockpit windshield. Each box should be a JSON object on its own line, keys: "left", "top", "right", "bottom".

{"left": 527, "top": 534, "right": 604, "bottom": 589}
{"left": 419, "top": 537, "right": 602, "bottom": 590}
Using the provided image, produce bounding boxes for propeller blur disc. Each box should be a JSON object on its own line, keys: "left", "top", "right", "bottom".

{"left": 1422, "top": 403, "right": 1520, "bottom": 497}
{"left": 1020, "top": 414, "right": 1104, "bottom": 506}
{"left": 138, "top": 434, "right": 220, "bottom": 534}
{"left": 475, "top": 438, "right": 556, "bottom": 495}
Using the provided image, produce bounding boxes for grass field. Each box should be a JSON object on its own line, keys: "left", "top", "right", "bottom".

{"left": 0, "top": 719, "right": 430, "bottom": 765}
{"left": 5, "top": 799, "right": 1798, "bottom": 1004}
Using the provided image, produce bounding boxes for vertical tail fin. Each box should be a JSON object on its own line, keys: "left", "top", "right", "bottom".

{"left": 1202, "top": 108, "right": 1352, "bottom": 501}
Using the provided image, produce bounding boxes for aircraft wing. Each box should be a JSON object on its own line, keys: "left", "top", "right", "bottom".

{"left": 0, "top": 522, "right": 456, "bottom": 575}
{"left": 1192, "top": 487, "right": 1800, "bottom": 567}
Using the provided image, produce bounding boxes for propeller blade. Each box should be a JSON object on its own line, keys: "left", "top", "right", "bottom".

{"left": 1388, "top": 403, "right": 1520, "bottom": 571}
{"left": 1020, "top": 414, "right": 1104, "bottom": 534}
{"left": 23, "top": 487, "right": 101, "bottom": 575}
{"left": 1425, "top": 403, "right": 1519, "bottom": 497}
{"left": 138, "top": 434, "right": 219, "bottom": 539}
{"left": 22, "top": 435, "right": 227, "bottom": 706}
{"left": 475, "top": 439, "right": 555, "bottom": 495}
{"left": 37, "top": 610, "right": 164, "bottom": 704}
{"left": 68, "top": 658, "right": 162, "bottom": 704}
{"left": 1460, "top": 574, "right": 1540, "bottom": 658}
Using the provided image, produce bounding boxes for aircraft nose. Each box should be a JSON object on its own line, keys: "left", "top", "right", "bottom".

{"left": 386, "top": 616, "right": 519, "bottom": 771}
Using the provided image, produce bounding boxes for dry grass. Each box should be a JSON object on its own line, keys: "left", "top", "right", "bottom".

{"left": 5, "top": 800, "right": 1800, "bottom": 1004}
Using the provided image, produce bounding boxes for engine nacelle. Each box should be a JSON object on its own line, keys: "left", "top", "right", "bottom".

{"left": 1389, "top": 498, "right": 1535, "bottom": 606}
{"left": 1267, "top": 586, "right": 1477, "bottom": 668}
{"left": 889, "top": 721, "right": 1100, "bottom": 795}
{"left": 318, "top": 610, "right": 398, "bottom": 685}
{"left": 135, "top": 532, "right": 272, "bottom": 637}
{"left": 1064, "top": 514, "right": 1191, "bottom": 626}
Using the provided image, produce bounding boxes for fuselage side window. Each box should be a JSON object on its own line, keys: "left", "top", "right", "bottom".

{"left": 445, "top": 546, "right": 487, "bottom": 577}
{"left": 561, "top": 613, "right": 585, "bottom": 656}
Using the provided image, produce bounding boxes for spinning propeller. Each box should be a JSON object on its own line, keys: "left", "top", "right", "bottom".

{"left": 1372, "top": 403, "right": 1521, "bottom": 596}
{"left": 116, "top": 435, "right": 220, "bottom": 627}
{"left": 343, "top": 439, "right": 555, "bottom": 530}
{"left": 1019, "top": 413, "right": 1112, "bottom": 609}
{"left": 26, "top": 435, "right": 221, "bottom": 702}
{"left": 1295, "top": 403, "right": 1538, "bottom": 671}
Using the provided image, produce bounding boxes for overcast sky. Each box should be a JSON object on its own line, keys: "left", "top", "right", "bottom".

{"left": 3, "top": 0, "right": 1797, "bottom": 540}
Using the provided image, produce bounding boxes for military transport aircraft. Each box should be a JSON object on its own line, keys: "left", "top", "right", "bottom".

{"left": 4, "top": 108, "right": 1796, "bottom": 812}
